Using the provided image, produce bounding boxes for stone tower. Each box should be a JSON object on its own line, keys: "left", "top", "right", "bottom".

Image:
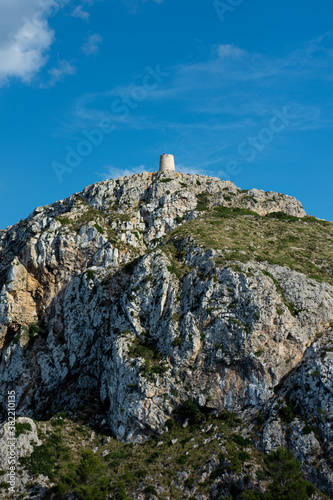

{"left": 159, "top": 154, "right": 175, "bottom": 173}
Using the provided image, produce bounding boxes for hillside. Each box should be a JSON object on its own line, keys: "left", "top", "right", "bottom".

{"left": 0, "top": 171, "right": 332, "bottom": 499}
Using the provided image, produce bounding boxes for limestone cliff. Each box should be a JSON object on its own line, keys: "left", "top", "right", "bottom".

{"left": 0, "top": 171, "right": 332, "bottom": 499}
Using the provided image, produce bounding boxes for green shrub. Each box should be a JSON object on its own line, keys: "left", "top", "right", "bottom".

{"left": 122, "top": 258, "right": 140, "bottom": 275}
{"left": 227, "top": 445, "right": 241, "bottom": 473}
{"left": 87, "top": 270, "right": 95, "bottom": 280}
{"left": 147, "top": 452, "right": 160, "bottom": 463}
{"left": 303, "top": 425, "right": 316, "bottom": 435}
{"left": 256, "top": 468, "right": 268, "bottom": 480}
{"left": 210, "top": 467, "right": 224, "bottom": 480}
{"left": 263, "top": 448, "right": 314, "bottom": 499}
{"left": 115, "top": 482, "right": 129, "bottom": 500}
{"left": 256, "top": 415, "right": 264, "bottom": 426}
{"left": 20, "top": 433, "right": 66, "bottom": 480}
{"left": 172, "top": 337, "right": 181, "bottom": 348}
{"left": 246, "top": 449, "right": 316, "bottom": 499}
{"left": 185, "top": 477, "right": 195, "bottom": 488}
{"left": 144, "top": 485, "right": 158, "bottom": 495}
{"left": 51, "top": 417, "right": 65, "bottom": 427}
{"left": 239, "top": 451, "right": 251, "bottom": 461}
{"left": 175, "top": 399, "right": 205, "bottom": 425}
{"left": 94, "top": 223, "right": 104, "bottom": 234}
{"left": 233, "top": 435, "right": 250, "bottom": 447}
{"left": 56, "top": 450, "right": 109, "bottom": 500}
{"left": 264, "top": 212, "right": 298, "bottom": 222}
{"left": 254, "top": 349, "right": 264, "bottom": 357}
{"left": 279, "top": 405, "right": 295, "bottom": 424}
{"left": 28, "top": 323, "right": 40, "bottom": 339}
{"left": 218, "top": 410, "right": 242, "bottom": 426}
{"left": 106, "top": 450, "right": 126, "bottom": 460}
{"left": 15, "top": 422, "right": 32, "bottom": 437}
{"left": 165, "top": 418, "right": 176, "bottom": 430}
{"left": 13, "top": 335, "right": 20, "bottom": 344}
{"left": 240, "top": 491, "right": 262, "bottom": 499}
{"left": 196, "top": 193, "right": 209, "bottom": 211}
{"left": 178, "top": 454, "right": 188, "bottom": 464}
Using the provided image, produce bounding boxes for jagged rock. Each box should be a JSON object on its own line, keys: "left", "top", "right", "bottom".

{"left": 0, "top": 417, "right": 42, "bottom": 469}
{"left": 0, "top": 417, "right": 48, "bottom": 499}
{"left": 0, "top": 171, "right": 332, "bottom": 497}
{"left": 262, "top": 418, "right": 286, "bottom": 453}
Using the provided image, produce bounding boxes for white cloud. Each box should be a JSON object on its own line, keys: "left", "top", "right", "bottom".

{"left": 0, "top": 0, "right": 69, "bottom": 86}
{"left": 98, "top": 164, "right": 150, "bottom": 179}
{"left": 176, "top": 164, "right": 207, "bottom": 176}
{"left": 122, "top": 0, "right": 164, "bottom": 13}
{"left": 0, "top": 0, "right": 164, "bottom": 85}
{"left": 45, "top": 59, "right": 76, "bottom": 87}
{"left": 81, "top": 33, "right": 103, "bottom": 56}
{"left": 71, "top": 5, "right": 90, "bottom": 22}
{"left": 216, "top": 44, "right": 246, "bottom": 59}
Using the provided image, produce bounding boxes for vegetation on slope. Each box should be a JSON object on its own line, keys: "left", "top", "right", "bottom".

{"left": 167, "top": 207, "right": 333, "bottom": 285}
{"left": 15, "top": 407, "right": 327, "bottom": 500}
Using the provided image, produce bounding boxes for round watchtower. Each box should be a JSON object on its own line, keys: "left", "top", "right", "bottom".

{"left": 159, "top": 154, "right": 175, "bottom": 173}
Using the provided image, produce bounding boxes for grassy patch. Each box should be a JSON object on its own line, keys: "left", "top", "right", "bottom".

{"left": 166, "top": 207, "right": 333, "bottom": 285}
{"left": 55, "top": 217, "right": 71, "bottom": 225}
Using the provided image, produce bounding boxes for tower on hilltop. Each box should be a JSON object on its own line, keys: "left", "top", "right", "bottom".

{"left": 159, "top": 154, "right": 175, "bottom": 173}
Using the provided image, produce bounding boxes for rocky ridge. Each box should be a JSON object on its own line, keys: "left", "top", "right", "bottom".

{"left": 0, "top": 171, "right": 332, "bottom": 499}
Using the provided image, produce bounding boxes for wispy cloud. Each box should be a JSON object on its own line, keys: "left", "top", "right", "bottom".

{"left": 98, "top": 164, "right": 150, "bottom": 179}
{"left": 81, "top": 33, "right": 103, "bottom": 56}
{"left": 72, "top": 5, "right": 90, "bottom": 22}
{"left": 122, "top": 0, "right": 164, "bottom": 14}
{"left": 44, "top": 59, "right": 76, "bottom": 87}
{"left": 175, "top": 163, "right": 209, "bottom": 176}
{"left": 57, "top": 34, "right": 333, "bottom": 177}
{"left": 216, "top": 44, "right": 247, "bottom": 59}
{"left": 69, "top": 35, "right": 333, "bottom": 132}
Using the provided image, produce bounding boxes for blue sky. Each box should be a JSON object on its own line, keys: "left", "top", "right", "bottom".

{"left": 0, "top": 0, "right": 332, "bottom": 229}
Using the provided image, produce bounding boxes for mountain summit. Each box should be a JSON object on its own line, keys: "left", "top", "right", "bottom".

{"left": 0, "top": 172, "right": 332, "bottom": 499}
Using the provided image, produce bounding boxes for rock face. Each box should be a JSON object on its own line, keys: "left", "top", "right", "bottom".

{"left": 260, "top": 333, "right": 333, "bottom": 494}
{"left": 0, "top": 171, "right": 332, "bottom": 497}
{"left": 0, "top": 417, "right": 50, "bottom": 499}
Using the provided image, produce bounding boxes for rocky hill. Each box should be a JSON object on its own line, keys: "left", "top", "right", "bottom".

{"left": 0, "top": 171, "right": 332, "bottom": 499}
